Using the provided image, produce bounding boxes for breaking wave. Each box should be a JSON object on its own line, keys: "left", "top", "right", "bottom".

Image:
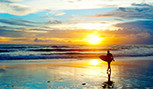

{"left": 0, "top": 44, "right": 153, "bottom": 60}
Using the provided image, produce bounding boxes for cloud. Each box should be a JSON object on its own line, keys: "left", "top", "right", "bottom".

{"left": 41, "top": 27, "right": 153, "bottom": 44}
{"left": 114, "top": 20, "right": 153, "bottom": 44}
{"left": 1, "top": 22, "right": 153, "bottom": 44}
{"left": 47, "top": 10, "right": 66, "bottom": 16}
{"left": 34, "top": 38, "right": 68, "bottom": 44}
{"left": 0, "top": 18, "right": 62, "bottom": 28}
{"left": 24, "top": 30, "right": 47, "bottom": 33}
{"left": 89, "top": 3, "right": 153, "bottom": 19}
{"left": 55, "top": 12, "right": 66, "bottom": 16}
{"left": 15, "top": 18, "right": 62, "bottom": 25}
{"left": 116, "top": 20, "right": 153, "bottom": 32}
{"left": 0, "top": 2, "right": 37, "bottom": 16}
{"left": 0, "top": 26, "right": 47, "bottom": 38}
{"left": 0, "top": 0, "right": 21, "bottom": 3}
{"left": 0, "top": 19, "right": 36, "bottom": 27}
{"left": 86, "top": 14, "right": 113, "bottom": 18}
{"left": 12, "top": 38, "right": 28, "bottom": 41}
{"left": 0, "top": 0, "right": 13, "bottom": 3}
{"left": 1, "top": 0, "right": 149, "bottom": 16}
{"left": 45, "top": 20, "right": 62, "bottom": 24}
{"left": 34, "top": 30, "right": 85, "bottom": 38}
{"left": 0, "top": 26, "right": 23, "bottom": 37}
{"left": 34, "top": 38, "right": 48, "bottom": 42}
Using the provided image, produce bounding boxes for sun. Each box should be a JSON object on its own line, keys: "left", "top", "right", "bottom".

{"left": 86, "top": 34, "right": 103, "bottom": 44}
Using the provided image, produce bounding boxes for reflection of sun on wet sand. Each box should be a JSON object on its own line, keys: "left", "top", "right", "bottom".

{"left": 0, "top": 58, "right": 153, "bottom": 88}
{"left": 0, "top": 59, "right": 107, "bottom": 88}
{"left": 2, "top": 59, "right": 106, "bottom": 70}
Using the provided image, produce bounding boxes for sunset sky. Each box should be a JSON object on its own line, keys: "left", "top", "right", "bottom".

{"left": 0, "top": 0, "right": 153, "bottom": 45}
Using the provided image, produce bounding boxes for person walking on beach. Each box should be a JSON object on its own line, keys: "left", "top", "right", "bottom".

{"left": 106, "top": 50, "right": 114, "bottom": 75}
{"left": 99, "top": 50, "right": 114, "bottom": 74}
{"left": 100, "top": 50, "right": 115, "bottom": 88}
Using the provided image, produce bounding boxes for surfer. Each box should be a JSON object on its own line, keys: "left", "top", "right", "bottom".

{"left": 106, "top": 50, "right": 114, "bottom": 74}
{"left": 99, "top": 50, "right": 114, "bottom": 74}
{"left": 101, "top": 50, "right": 115, "bottom": 88}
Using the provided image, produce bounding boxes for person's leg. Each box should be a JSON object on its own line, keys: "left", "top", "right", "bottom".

{"left": 107, "top": 62, "right": 111, "bottom": 74}
{"left": 107, "top": 62, "right": 111, "bottom": 82}
{"left": 108, "top": 62, "right": 110, "bottom": 69}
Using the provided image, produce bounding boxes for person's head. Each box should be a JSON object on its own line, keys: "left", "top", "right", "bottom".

{"left": 107, "top": 50, "right": 110, "bottom": 53}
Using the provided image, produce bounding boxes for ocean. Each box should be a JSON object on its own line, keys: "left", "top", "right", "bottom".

{"left": 0, "top": 44, "right": 153, "bottom": 88}
{"left": 0, "top": 44, "right": 153, "bottom": 60}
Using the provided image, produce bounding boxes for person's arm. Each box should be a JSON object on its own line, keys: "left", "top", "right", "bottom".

{"left": 111, "top": 54, "right": 115, "bottom": 61}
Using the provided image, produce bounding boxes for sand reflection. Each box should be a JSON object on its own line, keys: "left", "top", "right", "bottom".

{"left": 0, "top": 59, "right": 118, "bottom": 88}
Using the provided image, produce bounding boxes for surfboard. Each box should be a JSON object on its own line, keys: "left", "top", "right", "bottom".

{"left": 99, "top": 55, "right": 108, "bottom": 62}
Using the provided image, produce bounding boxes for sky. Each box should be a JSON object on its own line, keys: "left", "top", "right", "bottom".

{"left": 0, "top": 0, "right": 153, "bottom": 45}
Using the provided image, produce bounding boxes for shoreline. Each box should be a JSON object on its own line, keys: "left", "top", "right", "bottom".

{"left": 0, "top": 57, "right": 153, "bottom": 88}
{"left": 0, "top": 56, "right": 153, "bottom": 63}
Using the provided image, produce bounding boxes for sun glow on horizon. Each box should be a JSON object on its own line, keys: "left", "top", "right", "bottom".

{"left": 85, "top": 34, "right": 103, "bottom": 45}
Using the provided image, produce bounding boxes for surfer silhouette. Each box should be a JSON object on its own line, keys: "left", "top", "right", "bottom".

{"left": 100, "top": 50, "right": 115, "bottom": 88}
{"left": 99, "top": 50, "right": 114, "bottom": 74}
{"left": 106, "top": 50, "right": 114, "bottom": 73}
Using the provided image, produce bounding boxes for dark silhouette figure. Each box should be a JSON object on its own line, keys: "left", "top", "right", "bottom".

{"left": 106, "top": 50, "right": 114, "bottom": 74}
{"left": 101, "top": 50, "right": 115, "bottom": 88}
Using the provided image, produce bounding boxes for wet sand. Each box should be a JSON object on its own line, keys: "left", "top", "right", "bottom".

{"left": 0, "top": 57, "right": 153, "bottom": 89}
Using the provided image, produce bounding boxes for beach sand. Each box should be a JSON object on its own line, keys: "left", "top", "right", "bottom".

{"left": 0, "top": 57, "right": 153, "bottom": 89}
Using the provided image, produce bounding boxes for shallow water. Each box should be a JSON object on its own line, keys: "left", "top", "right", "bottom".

{"left": 0, "top": 58, "right": 153, "bottom": 89}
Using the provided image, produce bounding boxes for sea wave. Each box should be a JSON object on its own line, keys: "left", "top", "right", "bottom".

{"left": 0, "top": 44, "right": 153, "bottom": 60}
